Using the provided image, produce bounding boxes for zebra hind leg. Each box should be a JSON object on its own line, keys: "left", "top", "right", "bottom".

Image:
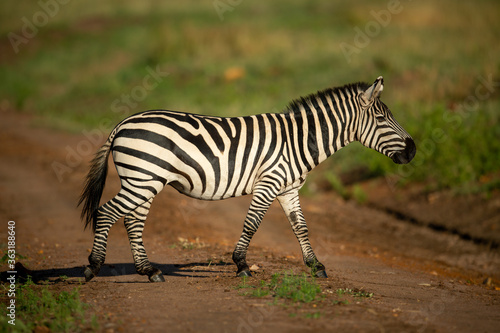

{"left": 84, "top": 195, "right": 128, "bottom": 282}
{"left": 124, "top": 198, "right": 165, "bottom": 282}
{"left": 232, "top": 187, "right": 275, "bottom": 277}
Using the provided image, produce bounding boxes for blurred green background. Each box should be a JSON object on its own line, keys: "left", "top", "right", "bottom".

{"left": 1, "top": 0, "right": 499, "bottom": 194}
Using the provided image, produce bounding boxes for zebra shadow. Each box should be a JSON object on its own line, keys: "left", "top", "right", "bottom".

{"left": 1, "top": 261, "right": 232, "bottom": 283}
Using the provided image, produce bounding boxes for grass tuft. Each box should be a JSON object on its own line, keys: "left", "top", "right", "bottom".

{"left": 0, "top": 277, "right": 98, "bottom": 332}
{"left": 271, "top": 272, "right": 322, "bottom": 303}
{"left": 237, "top": 271, "right": 322, "bottom": 304}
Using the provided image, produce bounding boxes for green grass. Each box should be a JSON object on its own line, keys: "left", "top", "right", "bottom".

{"left": 1, "top": 0, "right": 499, "bottom": 193}
{"left": 395, "top": 103, "right": 500, "bottom": 192}
{"left": 236, "top": 272, "right": 375, "bottom": 319}
{"left": 0, "top": 278, "right": 97, "bottom": 332}
{"left": 271, "top": 272, "right": 322, "bottom": 303}
{"left": 238, "top": 271, "right": 323, "bottom": 304}
{"left": 0, "top": 253, "right": 27, "bottom": 265}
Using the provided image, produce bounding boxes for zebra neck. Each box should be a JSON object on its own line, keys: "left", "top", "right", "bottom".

{"left": 283, "top": 94, "right": 357, "bottom": 171}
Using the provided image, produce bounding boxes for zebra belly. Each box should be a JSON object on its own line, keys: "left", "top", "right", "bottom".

{"left": 168, "top": 180, "right": 251, "bottom": 201}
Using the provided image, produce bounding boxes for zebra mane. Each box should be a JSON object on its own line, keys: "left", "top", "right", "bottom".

{"left": 284, "top": 82, "right": 370, "bottom": 114}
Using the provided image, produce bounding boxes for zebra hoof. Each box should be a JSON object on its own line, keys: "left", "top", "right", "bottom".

{"left": 149, "top": 272, "right": 165, "bottom": 283}
{"left": 236, "top": 270, "right": 252, "bottom": 278}
{"left": 315, "top": 270, "right": 328, "bottom": 278}
{"left": 84, "top": 266, "right": 96, "bottom": 282}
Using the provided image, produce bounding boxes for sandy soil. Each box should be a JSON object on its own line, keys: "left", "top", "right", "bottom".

{"left": 1, "top": 110, "right": 499, "bottom": 332}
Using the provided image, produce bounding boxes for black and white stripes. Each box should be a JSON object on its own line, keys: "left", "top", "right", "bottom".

{"left": 79, "top": 76, "right": 416, "bottom": 282}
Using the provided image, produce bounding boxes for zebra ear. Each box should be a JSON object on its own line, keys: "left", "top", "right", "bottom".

{"left": 361, "top": 76, "right": 384, "bottom": 106}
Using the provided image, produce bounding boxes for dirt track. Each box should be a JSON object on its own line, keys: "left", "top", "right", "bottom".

{"left": 1, "top": 110, "right": 499, "bottom": 332}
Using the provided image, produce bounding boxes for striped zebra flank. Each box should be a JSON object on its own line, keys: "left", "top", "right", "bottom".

{"left": 79, "top": 76, "right": 416, "bottom": 282}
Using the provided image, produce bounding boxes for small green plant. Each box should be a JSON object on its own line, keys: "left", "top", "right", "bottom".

{"left": 237, "top": 271, "right": 323, "bottom": 303}
{"left": 336, "top": 288, "right": 348, "bottom": 297}
{"left": 0, "top": 252, "right": 27, "bottom": 265}
{"left": 236, "top": 276, "right": 250, "bottom": 290}
{"left": 271, "top": 272, "right": 322, "bottom": 303}
{"left": 251, "top": 281, "right": 270, "bottom": 297}
{"left": 0, "top": 277, "right": 98, "bottom": 332}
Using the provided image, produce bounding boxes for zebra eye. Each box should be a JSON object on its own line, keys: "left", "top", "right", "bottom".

{"left": 375, "top": 114, "right": 385, "bottom": 121}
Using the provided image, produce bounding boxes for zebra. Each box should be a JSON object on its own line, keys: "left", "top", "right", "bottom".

{"left": 79, "top": 76, "right": 416, "bottom": 282}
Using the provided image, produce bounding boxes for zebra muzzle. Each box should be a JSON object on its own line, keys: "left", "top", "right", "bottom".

{"left": 391, "top": 138, "right": 416, "bottom": 164}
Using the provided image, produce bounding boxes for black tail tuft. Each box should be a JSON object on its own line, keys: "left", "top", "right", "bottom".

{"left": 78, "top": 141, "right": 111, "bottom": 233}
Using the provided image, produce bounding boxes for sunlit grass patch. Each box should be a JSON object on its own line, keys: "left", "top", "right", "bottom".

{"left": 0, "top": 277, "right": 98, "bottom": 332}
{"left": 237, "top": 271, "right": 323, "bottom": 304}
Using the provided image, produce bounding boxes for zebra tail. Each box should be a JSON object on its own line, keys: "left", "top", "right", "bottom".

{"left": 78, "top": 138, "right": 112, "bottom": 233}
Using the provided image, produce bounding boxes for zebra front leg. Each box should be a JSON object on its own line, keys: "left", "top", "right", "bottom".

{"left": 124, "top": 198, "right": 164, "bottom": 282}
{"left": 277, "top": 190, "right": 327, "bottom": 278}
{"left": 233, "top": 188, "right": 275, "bottom": 277}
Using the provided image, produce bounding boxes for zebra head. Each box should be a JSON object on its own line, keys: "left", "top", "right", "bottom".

{"left": 356, "top": 76, "right": 416, "bottom": 164}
